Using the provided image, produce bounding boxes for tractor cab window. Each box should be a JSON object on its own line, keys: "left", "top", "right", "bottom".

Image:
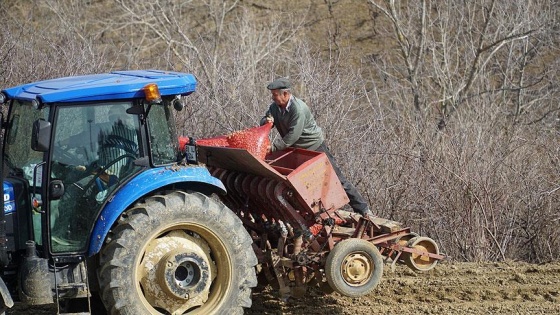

{"left": 148, "top": 103, "right": 178, "bottom": 165}
{"left": 50, "top": 102, "right": 141, "bottom": 253}
{"left": 3, "top": 100, "right": 49, "bottom": 183}
{"left": 2, "top": 101, "right": 49, "bottom": 246}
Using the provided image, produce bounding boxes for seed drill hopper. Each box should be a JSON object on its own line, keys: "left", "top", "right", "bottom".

{"left": 193, "top": 125, "right": 444, "bottom": 299}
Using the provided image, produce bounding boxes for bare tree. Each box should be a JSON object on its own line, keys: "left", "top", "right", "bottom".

{"left": 367, "top": 0, "right": 553, "bottom": 129}
{"left": 87, "top": 0, "right": 310, "bottom": 136}
{"left": 1, "top": 1, "right": 107, "bottom": 87}
{"left": 2, "top": 0, "right": 558, "bottom": 263}
{"left": 365, "top": 0, "right": 560, "bottom": 262}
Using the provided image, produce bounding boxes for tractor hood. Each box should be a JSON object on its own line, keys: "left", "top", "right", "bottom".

{"left": 1, "top": 70, "right": 197, "bottom": 103}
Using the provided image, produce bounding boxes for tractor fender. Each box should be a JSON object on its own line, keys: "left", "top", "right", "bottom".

{"left": 87, "top": 165, "right": 226, "bottom": 256}
{"left": 0, "top": 276, "right": 14, "bottom": 314}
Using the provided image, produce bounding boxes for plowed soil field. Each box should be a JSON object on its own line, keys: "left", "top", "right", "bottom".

{"left": 9, "top": 261, "right": 559, "bottom": 315}
{"left": 247, "top": 261, "right": 560, "bottom": 315}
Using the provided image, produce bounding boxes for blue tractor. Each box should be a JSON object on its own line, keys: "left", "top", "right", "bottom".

{"left": 0, "top": 70, "right": 257, "bottom": 314}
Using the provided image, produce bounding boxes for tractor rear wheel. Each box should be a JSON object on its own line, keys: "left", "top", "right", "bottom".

{"left": 98, "top": 191, "right": 257, "bottom": 315}
{"left": 325, "top": 239, "right": 383, "bottom": 298}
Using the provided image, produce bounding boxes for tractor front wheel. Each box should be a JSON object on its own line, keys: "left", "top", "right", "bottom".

{"left": 98, "top": 191, "right": 257, "bottom": 315}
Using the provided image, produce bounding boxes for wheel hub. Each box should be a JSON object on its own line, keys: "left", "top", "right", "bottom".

{"left": 158, "top": 250, "right": 209, "bottom": 300}
{"left": 138, "top": 230, "right": 216, "bottom": 313}
{"left": 341, "top": 253, "right": 373, "bottom": 286}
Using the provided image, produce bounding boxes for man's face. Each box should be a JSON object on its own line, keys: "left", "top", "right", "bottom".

{"left": 271, "top": 89, "right": 290, "bottom": 107}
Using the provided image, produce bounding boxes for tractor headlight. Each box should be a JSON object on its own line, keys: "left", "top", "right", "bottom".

{"left": 31, "top": 99, "right": 41, "bottom": 109}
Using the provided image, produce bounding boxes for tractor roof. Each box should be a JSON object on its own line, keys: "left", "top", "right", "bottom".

{"left": 1, "top": 70, "right": 197, "bottom": 103}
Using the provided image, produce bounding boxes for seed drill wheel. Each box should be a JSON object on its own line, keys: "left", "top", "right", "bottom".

{"left": 98, "top": 191, "right": 257, "bottom": 314}
{"left": 402, "top": 236, "right": 440, "bottom": 272}
{"left": 395, "top": 232, "right": 419, "bottom": 247}
{"left": 394, "top": 232, "right": 418, "bottom": 263}
{"left": 324, "top": 239, "right": 383, "bottom": 297}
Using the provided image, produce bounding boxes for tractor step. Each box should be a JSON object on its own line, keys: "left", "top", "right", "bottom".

{"left": 53, "top": 259, "right": 91, "bottom": 314}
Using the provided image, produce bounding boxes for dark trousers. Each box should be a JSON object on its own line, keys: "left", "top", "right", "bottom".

{"left": 315, "top": 142, "right": 369, "bottom": 215}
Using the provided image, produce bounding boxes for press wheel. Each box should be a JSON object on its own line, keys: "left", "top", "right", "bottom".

{"left": 402, "top": 236, "right": 440, "bottom": 272}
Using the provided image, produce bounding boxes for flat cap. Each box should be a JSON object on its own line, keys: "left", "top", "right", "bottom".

{"left": 267, "top": 77, "right": 291, "bottom": 90}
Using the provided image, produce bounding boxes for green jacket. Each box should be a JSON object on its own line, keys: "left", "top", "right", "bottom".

{"left": 261, "top": 96, "right": 324, "bottom": 151}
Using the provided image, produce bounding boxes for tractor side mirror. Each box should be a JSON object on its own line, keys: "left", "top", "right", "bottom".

{"left": 31, "top": 119, "right": 51, "bottom": 152}
{"left": 126, "top": 106, "right": 144, "bottom": 115}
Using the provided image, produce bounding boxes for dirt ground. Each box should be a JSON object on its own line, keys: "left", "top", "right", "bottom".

{"left": 7, "top": 260, "right": 559, "bottom": 314}
{"left": 246, "top": 260, "right": 560, "bottom": 315}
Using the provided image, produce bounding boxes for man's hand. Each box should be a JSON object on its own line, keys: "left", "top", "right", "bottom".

{"left": 265, "top": 114, "right": 274, "bottom": 124}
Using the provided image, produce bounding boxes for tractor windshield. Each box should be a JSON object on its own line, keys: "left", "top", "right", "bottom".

{"left": 50, "top": 102, "right": 142, "bottom": 253}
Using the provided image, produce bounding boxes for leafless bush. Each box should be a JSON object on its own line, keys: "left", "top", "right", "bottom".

{"left": 365, "top": 0, "right": 560, "bottom": 262}
{"left": 2, "top": 0, "right": 558, "bottom": 263}
{"left": 0, "top": 1, "right": 107, "bottom": 88}
{"left": 95, "top": 0, "right": 310, "bottom": 139}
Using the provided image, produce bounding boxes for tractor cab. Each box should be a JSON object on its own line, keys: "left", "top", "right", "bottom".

{"left": 36, "top": 101, "right": 143, "bottom": 254}
{"left": 2, "top": 83, "right": 180, "bottom": 256}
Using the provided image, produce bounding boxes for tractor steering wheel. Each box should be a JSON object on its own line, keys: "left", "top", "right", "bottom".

{"left": 53, "top": 145, "right": 83, "bottom": 166}
{"left": 80, "top": 154, "right": 137, "bottom": 199}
